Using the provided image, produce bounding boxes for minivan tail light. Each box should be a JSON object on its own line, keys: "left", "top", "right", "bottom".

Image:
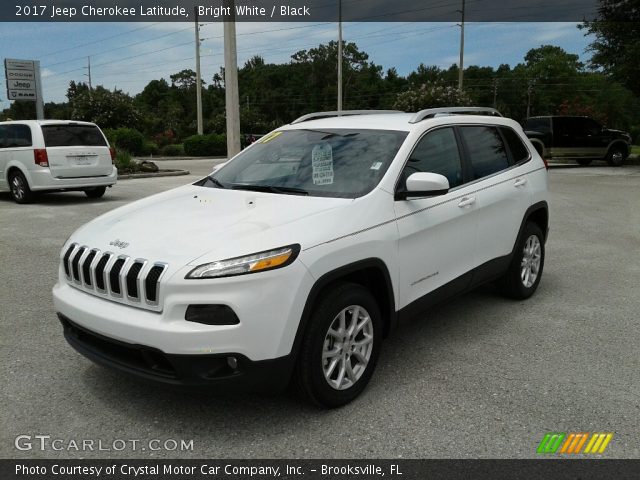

{"left": 109, "top": 147, "right": 116, "bottom": 164}
{"left": 543, "top": 157, "right": 549, "bottom": 170}
{"left": 34, "top": 149, "right": 49, "bottom": 167}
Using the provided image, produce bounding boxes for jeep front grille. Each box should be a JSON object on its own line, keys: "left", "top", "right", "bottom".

{"left": 61, "top": 243, "right": 168, "bottom": 311}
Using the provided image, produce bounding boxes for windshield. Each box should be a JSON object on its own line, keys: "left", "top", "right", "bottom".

{"left": 196, "top": 129, "right": 408, "bottom": 198}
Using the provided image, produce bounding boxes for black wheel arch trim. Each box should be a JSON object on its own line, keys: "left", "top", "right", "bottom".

{"left": 517, "top": 201, "right": 549, "bottom": 246}
{"left": 288, "top": 258, "right": 396, "bottom": 373}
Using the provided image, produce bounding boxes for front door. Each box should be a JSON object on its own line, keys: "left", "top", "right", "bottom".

{"left": 394, "top": 127, "right": 478, "bottom": 310}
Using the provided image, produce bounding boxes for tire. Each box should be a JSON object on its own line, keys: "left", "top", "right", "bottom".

{"left": 605, "top": 145, "right": 627, "bottom": 167}
{"left": 85, "top": 186, "right": 107, "bottom": 198}
{"left": 576, "top": 158, "right": 592, "bottom": 166}
{"left": 9, "top": 170, "right": 34, "bottom": 204}
{"left": 499, "top": 222, "right": 545, "bottom": 300}
{"left": 295, "top": 282, "right": 382, "bottom": 408}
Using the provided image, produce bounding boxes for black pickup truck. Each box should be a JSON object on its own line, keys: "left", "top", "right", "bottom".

{"left": 523, "top": 116, "right": 632, "bottom": 166}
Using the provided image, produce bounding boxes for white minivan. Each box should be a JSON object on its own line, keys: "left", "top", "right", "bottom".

{"left": 0, "top": 120, "right": 117, "bottom": 203}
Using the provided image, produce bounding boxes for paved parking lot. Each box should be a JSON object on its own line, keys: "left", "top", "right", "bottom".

{"left": 1, "top": 160, "right": 639, "bottom": 459}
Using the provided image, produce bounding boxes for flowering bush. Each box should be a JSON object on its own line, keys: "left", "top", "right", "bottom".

{"left": 393, "top": 83, "right": 473, "bottom": 111}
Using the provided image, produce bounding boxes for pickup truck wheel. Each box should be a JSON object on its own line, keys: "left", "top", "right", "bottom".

{"left": 499, "top": 222, "right": 545, "bottom": 300}
{"left": 85, "top": 186, "right": 107, "bottom": 198}
{"left": 576, "top": 158, "right": 592, "bottom": 166}
{"left": 606, "top": 145, "right": 627, "bottom": 167}
{"left": 295, "top": 282, "right": 382, "bottom": 408}
{"left": 9, "top": 171, "right": 34, "bottom": 204}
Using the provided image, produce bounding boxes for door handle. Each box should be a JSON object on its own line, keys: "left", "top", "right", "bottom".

{"left": 514, "top": 178, "right": 528, "bottom": 188}
{"left": 458, "top": 196, "right": 476, "bottom": 208}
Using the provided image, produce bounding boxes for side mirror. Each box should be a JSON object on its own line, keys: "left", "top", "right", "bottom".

{"left": 211, "top": 161, "right": 228, "bottom": 174}
{"left": 396, "top": 172, "right": 450, "bottom": 200}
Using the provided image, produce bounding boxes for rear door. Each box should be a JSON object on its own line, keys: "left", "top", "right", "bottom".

{"left": 459, "top": 125, "right": 533, "bottom": 270}
{"left": 42, "top": 123, "right": 112, "bottom": 178}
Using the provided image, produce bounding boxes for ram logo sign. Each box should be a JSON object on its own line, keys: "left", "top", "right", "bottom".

{"left": 537, "top": 432, "right": 613, "bottom": 454}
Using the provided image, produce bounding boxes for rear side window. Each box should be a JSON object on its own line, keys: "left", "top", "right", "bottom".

{"left": 523, "top": 117, "right": 551, "bottom": 134}
{"left": 0, "top": 124, "right": 32, "bottom": 148}
{"left": 42, "top": 124, "right": 107, "bottom": 147}
{"left": 460, "top": 126, "right": 509, "bottom": 180}
{"left": 501, "top": 127, "right": 530, "bottom": 164}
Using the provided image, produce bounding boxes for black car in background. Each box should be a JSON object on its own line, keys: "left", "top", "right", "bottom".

{"left": 523, "top": 116, "right": 632, "bottom": 166}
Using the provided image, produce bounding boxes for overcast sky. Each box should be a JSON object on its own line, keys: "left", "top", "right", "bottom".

{"left": 0, "top": 21, "right": 592, "bottom": 110}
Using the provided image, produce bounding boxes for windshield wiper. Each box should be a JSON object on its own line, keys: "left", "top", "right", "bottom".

{"left": 206, "top": 176, "right": 226, "bottom": 189}
{"left": 230, "top": 184, "right": 309, "bottom": 196}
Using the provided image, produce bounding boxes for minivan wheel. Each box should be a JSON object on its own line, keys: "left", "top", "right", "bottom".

{"left": 499, "top": 222, "right": 545, "bottom": 300}
{"left": 295, "top": 282, "right": 382, "bottom": 408}
{"left": 9, "top": 171, "right": 34, "bottom": 204}
{"left": 606, "top": 145, "right": 627, "bottom": 167}
{"left": 85, "top": 186, "right": 107, "bottom": 198}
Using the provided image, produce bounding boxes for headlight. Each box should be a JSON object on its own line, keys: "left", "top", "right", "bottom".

{"left": 186, "top": 244, "right": 300, "bottom": 279}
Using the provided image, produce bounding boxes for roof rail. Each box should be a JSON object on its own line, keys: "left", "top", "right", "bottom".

{"left": 291, "top": 110, "right": 404, "bottom": 124}
{"left": 409, "top": 107, "right": 502, "bottom": 124}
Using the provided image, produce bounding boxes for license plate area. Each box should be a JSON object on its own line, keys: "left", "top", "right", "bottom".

{"left": 68, "top": 155, "right": 95, "bottom": 165}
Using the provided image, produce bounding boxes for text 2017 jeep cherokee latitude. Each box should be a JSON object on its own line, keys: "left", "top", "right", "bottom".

{"left": 53, "top": 108, "right": 549, "bottom": 407}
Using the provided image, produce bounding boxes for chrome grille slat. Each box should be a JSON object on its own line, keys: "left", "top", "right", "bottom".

{"left": 81, "top": 249, "right": 98, "bottom": 288}
{"left": 62, "top": 246, "right": 168, "bottom": 312}
{"left": 71, "top": 247, "right": 87, "bottom": 283}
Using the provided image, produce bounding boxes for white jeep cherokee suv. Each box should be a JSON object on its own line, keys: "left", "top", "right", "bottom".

{"left": 53, "top": 108, "right": 549, "bottom": 407}
{"left": 0, "top": 120, "right": 117, "bottom": 203}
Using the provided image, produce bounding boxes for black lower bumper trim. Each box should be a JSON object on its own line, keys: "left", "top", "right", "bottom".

{"left": 58, "top": 313, "right": 295, "bottom": 392}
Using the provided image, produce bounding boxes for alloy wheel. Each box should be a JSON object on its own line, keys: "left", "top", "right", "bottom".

{"left": 322, "top": 305, "right": 374, "bottom": 390}
{"left": 521, "top": 235, "right": 542, "bottom": 288}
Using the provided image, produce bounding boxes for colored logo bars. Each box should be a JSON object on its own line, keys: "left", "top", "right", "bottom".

{"left": 537, "top": 433, "right": 613, "bottom": 454}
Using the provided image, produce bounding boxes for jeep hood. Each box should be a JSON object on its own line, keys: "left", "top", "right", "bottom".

{"left": 70, "top": 184, "right": 351, "bottom": 265}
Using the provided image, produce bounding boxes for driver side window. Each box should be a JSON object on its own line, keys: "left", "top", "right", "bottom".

{"left": 401, "top": 127, "right": 463, "bottom": 190}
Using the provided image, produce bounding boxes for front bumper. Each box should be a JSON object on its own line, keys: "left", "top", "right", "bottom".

{"left": 59, "top": 314, "right": 295, "bottom": 391}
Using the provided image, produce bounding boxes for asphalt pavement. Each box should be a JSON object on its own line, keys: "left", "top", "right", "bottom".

{"left": 1, "top": 160, "right": 639, "bottom": 459}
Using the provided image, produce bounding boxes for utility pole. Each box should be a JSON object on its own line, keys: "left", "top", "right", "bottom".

{"left": 337, "top": 0, "right": 343, "bottom": 111}
{"left": 224, "top": 0, "right": 241, "bottom": 157}
{"left": 492, "top": 78, "right": 498, "bottom": 108}
{"left": 458, "top": 0, "right": 465, "bottom": 91}
{"left": 526, "top": 82, "right": 534, "bottom": 118}
{"left": 194, "top": 6, "right": 203, "bottom": 135}
{"left": 85, "top": 56, "right": 92, "bottom": 90}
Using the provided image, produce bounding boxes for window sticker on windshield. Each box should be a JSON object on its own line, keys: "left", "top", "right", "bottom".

{"left": 370, "top": 162, "right": 383, "bottom": 170}
{"left": 312, "top": 143, "right": 334, "bottom": 185}
{"left": 259, "top": 131, "right": 283, "bottom": 144}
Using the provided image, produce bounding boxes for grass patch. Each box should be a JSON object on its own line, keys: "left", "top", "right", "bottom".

{"left": 631, "top": 145, "right": 640, "bottom": 156}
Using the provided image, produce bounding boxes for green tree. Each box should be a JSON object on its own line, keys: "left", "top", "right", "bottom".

{"left": 580, "top": 0, "right": 640, "bottom": 96}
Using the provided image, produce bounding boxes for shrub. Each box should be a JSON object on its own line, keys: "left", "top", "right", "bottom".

{"left": 183, "top": 133, "right": 226, "bottom": 156}
{"left": 141, "top": 141, "right": 160, "bottom": 156}
{"left": 107, "top": 128, "right": 146, "bottom": 155}
{"left": 114, "top": 149, "right": 139, "bottom": 174}
{"left": 161, "top": 144, "right": 184, "bottom": 156}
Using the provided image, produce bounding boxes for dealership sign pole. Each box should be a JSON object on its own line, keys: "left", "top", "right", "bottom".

{"left": 4, "top": 58, "right": 44, "bottom": 119}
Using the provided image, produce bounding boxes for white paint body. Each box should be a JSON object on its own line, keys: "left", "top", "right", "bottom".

{"left": 53, "top": 113, "right": 549, "bottom": 362}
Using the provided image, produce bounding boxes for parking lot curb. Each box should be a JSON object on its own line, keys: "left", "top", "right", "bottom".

{"left": 118, "top": 169, "right": 190, "bottom": 180}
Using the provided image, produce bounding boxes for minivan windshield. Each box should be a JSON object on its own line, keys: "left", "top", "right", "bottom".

{"left": 197, "top": 129, "right": 408, "bottom": 198}
{"left": 42, "top": 124, "right": 107, "bottom": 147}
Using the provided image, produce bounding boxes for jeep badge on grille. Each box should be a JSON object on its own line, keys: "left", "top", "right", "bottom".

{"left": 109, "top": 239, "right": 129, "bottom": 249}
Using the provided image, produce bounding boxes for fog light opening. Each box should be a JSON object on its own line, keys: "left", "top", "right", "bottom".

{"left": 227, "top": 356, "right": 238, "bottom": 371}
